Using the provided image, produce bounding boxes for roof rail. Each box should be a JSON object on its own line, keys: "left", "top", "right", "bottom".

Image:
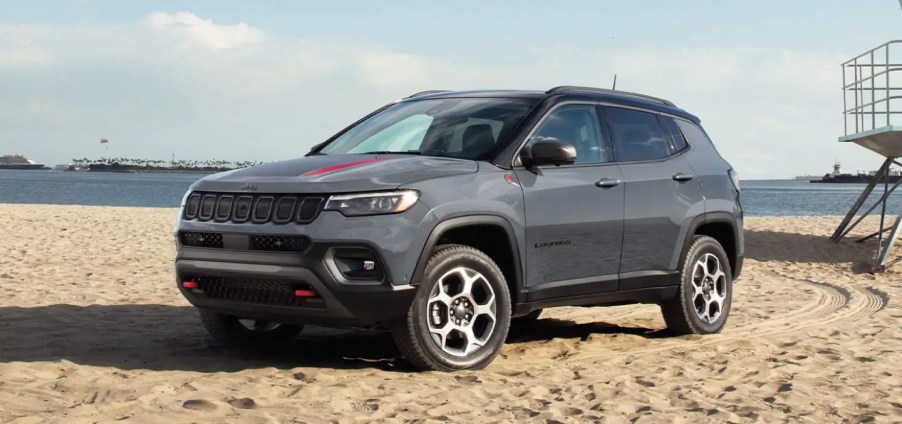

{"left": 405, "top": 90, "right": 452, "bottom": 99}
{"left": 545, "top": 85, "right": 675, "bottom": 106}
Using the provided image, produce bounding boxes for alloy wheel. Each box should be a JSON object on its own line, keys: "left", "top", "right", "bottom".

{"left": 426, "top": 267, "right": 497, "bottom": 357}
{"left": 691, "top": 253, "right": 727, "bottom": 323}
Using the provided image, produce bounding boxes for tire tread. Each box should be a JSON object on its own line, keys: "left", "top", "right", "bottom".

{"left": 392, "top": 243, "right": 510, "bottom": 371}
{"left": 661, "top": 235, "right": 731, "bottom": 335}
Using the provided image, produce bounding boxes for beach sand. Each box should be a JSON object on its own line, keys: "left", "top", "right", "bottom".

{"left": 0, "top": 204, "right": 899, "bottom": 423}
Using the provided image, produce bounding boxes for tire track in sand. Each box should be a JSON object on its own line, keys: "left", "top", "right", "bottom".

{"left": 566, "top": 272, "right": 887, "bottom": 363}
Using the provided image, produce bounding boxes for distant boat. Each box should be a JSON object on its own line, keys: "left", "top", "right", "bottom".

{"left": 809, "top": 162, "right": 902, "bottom": 184}
{"left": 0, "top": 155, "right": 50, "bottom": 170}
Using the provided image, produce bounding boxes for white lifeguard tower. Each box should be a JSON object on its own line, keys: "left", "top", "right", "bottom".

{"left": 830, "top": 39, "right": 902, "bottom": 271}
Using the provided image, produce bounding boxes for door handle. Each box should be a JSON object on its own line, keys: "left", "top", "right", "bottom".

{"left": 595, "top": 178, "right": 621, "bottom": 188}
{"left": 672, "top": 173, "right": 695, "bottom": 182}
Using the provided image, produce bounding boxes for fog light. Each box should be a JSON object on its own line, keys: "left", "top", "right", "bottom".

{"left": 333, "top": 248, "right": 383, "bottom": 280}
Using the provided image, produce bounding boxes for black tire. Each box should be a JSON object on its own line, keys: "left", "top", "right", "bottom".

{"left": 513, "top": 308, "right": 543, "bottom": 322}
{"left": 392, "top": 244, "right": 512, "bottom": 371}
{"left": 660, "top": 235, "right": 733, "bottom": 335}
{"left": 198, "top": 309, "right": 303, "bottom": 348}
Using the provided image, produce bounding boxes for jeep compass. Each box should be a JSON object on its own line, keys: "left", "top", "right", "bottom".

{"left": 174, "top": 86, "right": 743, "bottom": 371}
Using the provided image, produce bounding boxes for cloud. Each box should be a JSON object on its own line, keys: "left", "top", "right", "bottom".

{"left": 0, "top": 12, "right": 873, "bottom": 178}
{"left": 145, "top": 12, "right": 264, "bottom": 50}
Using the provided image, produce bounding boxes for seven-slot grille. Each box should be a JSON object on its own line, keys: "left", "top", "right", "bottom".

{"left": 183, "top": 192, "right": 324, "bottom": 224}
{"left": 193, "top": 277, "right": 324, "bottom": 308}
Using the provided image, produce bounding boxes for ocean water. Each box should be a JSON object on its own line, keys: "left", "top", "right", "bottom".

{"left": 1, "top": 169, "right": 900, "bottom": 216}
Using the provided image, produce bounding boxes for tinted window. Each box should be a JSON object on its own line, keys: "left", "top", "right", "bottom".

{"left": 606, "top": 107, "right": 670, "bottom": 162}
{"left": 533, "top": 104, "right": 607, "bottom": 164}
{"left": 661, "top": 116, "right": 688, "bottom": 152}
{"left": 319, "top": 98, "right": 538, "bottom": 160}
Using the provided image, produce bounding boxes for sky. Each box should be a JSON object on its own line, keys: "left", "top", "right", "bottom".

{"left": 1, "top": 0, "right": 901, "bottom": 179}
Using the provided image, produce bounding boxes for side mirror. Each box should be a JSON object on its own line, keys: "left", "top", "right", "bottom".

{"left": 521, "top": 138, "right": 577, "bottom": 167}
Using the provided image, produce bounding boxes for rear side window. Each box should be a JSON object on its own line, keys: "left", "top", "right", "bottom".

{"left": 660, "top": 116, "right": 688, "bottom": 152}
{"left": 606, "top": 107, "right": 670, "bottom": 162}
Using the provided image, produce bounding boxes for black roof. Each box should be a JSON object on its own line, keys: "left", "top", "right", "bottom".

{"left": 405, "top": 87, "right": 700, "bottom": 123}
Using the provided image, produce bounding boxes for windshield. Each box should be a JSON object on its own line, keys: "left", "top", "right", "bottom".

{"left": 317, "top": 98, "right": 538, "bottom": 160}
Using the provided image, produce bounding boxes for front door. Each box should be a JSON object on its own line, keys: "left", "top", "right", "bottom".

{"left": 514, "top": 104, "right": 624, "bottom": 301}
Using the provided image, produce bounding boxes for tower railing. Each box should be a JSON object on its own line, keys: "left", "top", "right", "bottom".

{"left": 842, "top": 40, "right": 902, "bottom": 136}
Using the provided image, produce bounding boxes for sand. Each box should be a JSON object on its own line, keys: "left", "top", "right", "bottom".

{"left": 0, "top": 204, "right": 900, "bottom": 423}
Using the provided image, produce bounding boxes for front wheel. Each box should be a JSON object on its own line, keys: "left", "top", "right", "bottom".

{"left": 660, "top": 235, "right": 733, "bottom": 335}
{"left": 198, "top": 309, "right": 303, "bottom": 348}
{"left": 392, "top": 244, "right": 511, "bottom": 371}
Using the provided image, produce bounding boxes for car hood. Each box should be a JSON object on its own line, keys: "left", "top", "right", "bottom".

{"left": 190, "top": 154, "right": 479, "bottom": 194}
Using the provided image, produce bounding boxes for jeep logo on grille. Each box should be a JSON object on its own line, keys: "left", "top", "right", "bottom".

{"left": 239, "top": 183, "right": 259, "bottom": 192}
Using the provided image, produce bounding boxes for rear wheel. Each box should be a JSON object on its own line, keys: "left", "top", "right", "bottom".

{"left": 392, "top": 244, "right": 511, "bottom": 371}
{"left": 660, "top": 235, "right": 732, "bottom": 335}
{"left": 198, "top": 309, "right": 303, "bottom": 347}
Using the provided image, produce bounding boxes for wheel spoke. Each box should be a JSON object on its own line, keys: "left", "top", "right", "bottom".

{"left": 429, "top": 289, "right": 453, "bottom": 307}
{"left": 462, "top": 326, "right": 486, "bottom": 355}
{"left": 474, "top": 302, "right": 496, "bottom": 321}
{"left": 429, "top": 275, "right": 454, "bottom": 306}
{"left": 700, "top": 299, "right": 713, "bottom": 322}
{"left": 428, "top": 321, "right": 454, "bottom": 349}
{"left": 461, "top": 269, "right": 479, "bottom": 295}
{"left": 706, "top": 297, "right": 721, "bottom": 322}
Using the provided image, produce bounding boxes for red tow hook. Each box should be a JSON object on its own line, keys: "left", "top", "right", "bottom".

{"left": 294, "top": 289, "right": 317, "bottom": 298}
{"left": 182, "top": 280, "right": 199, "bottom": 289}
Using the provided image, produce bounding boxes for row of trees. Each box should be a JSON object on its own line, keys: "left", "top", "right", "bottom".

{"left": 70, "top": 157, "right": 265, "bottom": 170}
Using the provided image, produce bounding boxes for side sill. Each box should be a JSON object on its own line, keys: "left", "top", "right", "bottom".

{"left": 515, "top": 286, "right": 678, "bottom": 316}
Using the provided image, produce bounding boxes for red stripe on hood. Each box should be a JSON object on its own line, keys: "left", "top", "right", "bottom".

{"left": 302, "top": 158, "right": 387, "bottom": 177}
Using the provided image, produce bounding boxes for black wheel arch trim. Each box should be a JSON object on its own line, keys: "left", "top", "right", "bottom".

{"left": 680, "top": 212, "right": 741, "bottom": 278}
{"left": 410, "top": 215, "right": 525, "bottom": 302}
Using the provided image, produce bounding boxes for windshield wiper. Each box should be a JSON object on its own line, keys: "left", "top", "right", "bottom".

{"left": 360, "top": 150, "right": 423, "bottom": 155}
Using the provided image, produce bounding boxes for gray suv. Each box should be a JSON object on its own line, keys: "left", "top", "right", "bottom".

{"left": 174, "top": 86, "right": 743, "bottom": 371}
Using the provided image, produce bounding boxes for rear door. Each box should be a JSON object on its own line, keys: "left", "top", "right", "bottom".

{"left": 514, "top": 104, "right": 624, "bottom": 300}
{"left": 604, "top": 106, "right": 704, "bottom": 289}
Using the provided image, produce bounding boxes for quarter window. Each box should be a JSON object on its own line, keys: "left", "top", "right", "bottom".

{"left": 606, "top": 107, "right": 671, "bottom": 162}
{"left": 660, "top": 116, "right": 688, "bottom": 152}
{"left": 532, "top": 104, "right": 607, "bottom": 164}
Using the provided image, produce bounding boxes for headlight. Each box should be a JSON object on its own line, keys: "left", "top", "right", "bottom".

{"left": 174, "top": 190, "right": 193, "bottom": 238}
{"left": 325, "top": 190, "right": 419, "bottom": 216}
{"left": 179, "top": 190, "right": 193, "bottom": 207}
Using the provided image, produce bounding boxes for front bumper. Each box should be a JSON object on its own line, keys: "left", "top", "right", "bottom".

{"left": 173, "top": 200, "right": 436, "bottom": 328}
{"left": 175, "top": 246, "right": 417, "bottom": 328}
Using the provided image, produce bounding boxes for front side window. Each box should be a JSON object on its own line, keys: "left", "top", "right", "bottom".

{"left": 317, "top": 98, "right": 538, "bottom": 160}
{"left": 532, "top": 104, "right": 607, "bottom": 164}
{"left": 606, "top": 107, "right": 671, "bottom": 162}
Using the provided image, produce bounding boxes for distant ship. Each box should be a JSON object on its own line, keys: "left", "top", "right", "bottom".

{"left": 809, "top": 162, "right": 902, "bottom": 184}
{"left": 0, "top": 155, "right": 49, "bottom": 170}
